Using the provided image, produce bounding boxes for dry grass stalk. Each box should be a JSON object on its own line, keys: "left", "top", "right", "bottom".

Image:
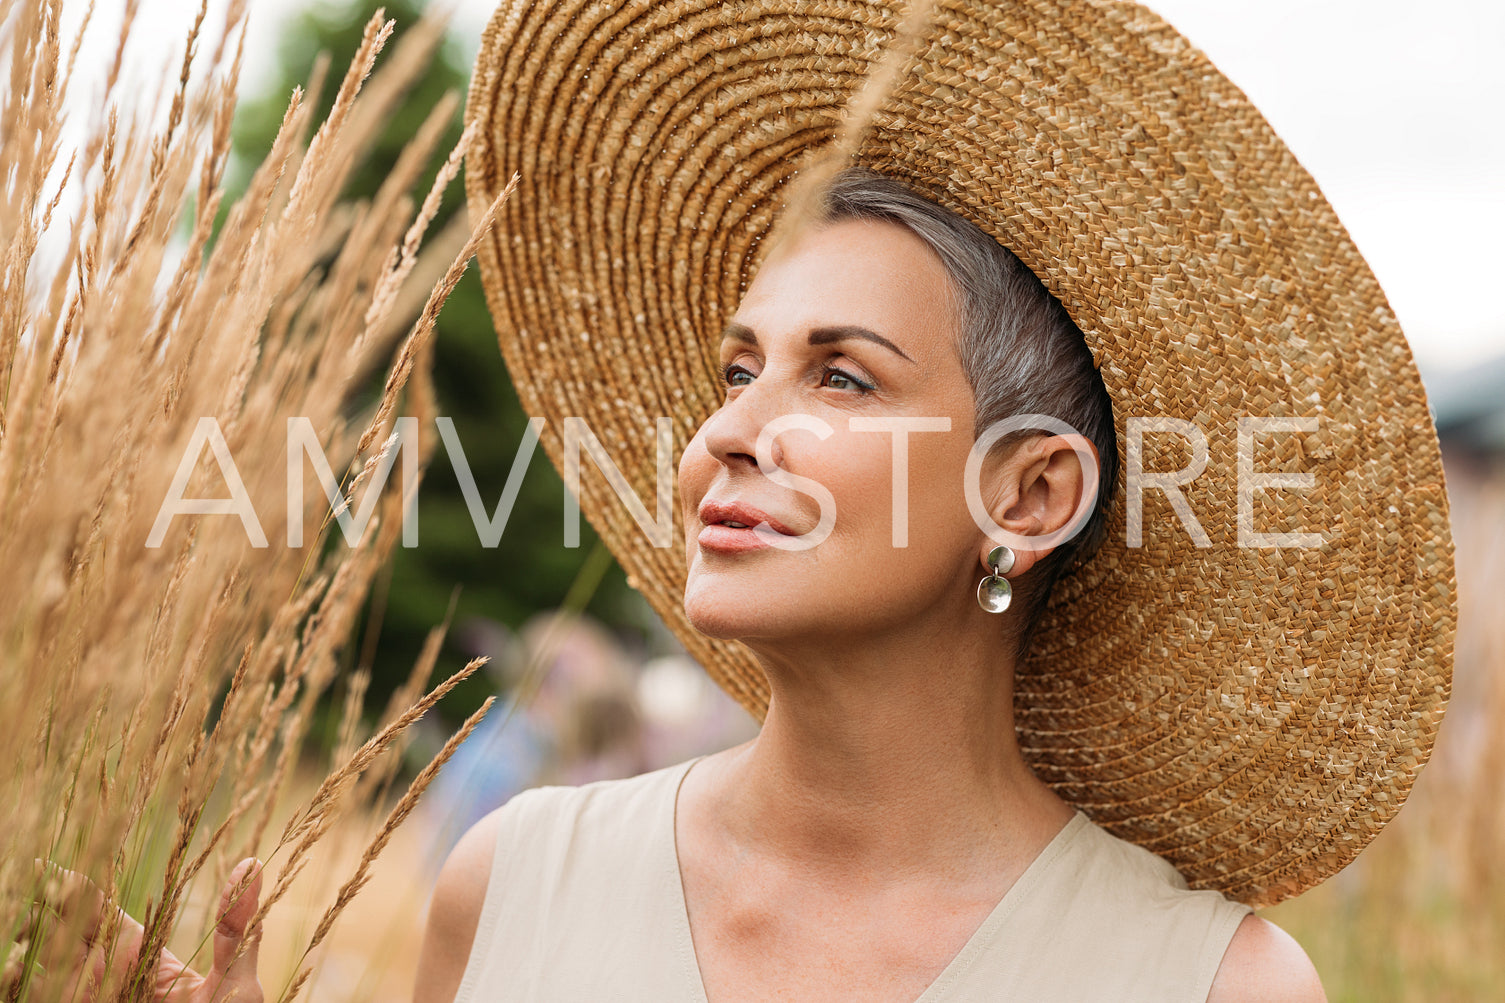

{"left": 1, "top": 2, "right": 505, "bottom": 998}
{"left": 251, "top": 658, "right": 486, "bottom": 930}
{"left": 349, "top": 614, "right": 453, "bottom": 810}
{"left": 763, "top": 0, "right": 939, "bottom": 261}
{"left": 278, "top": 690, "right": 496, "bottom": 1003}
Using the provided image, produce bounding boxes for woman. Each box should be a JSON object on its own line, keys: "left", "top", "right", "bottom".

{"left": 415, "top": 168, "right": 1322, "bottom": 1002}
{"left": 46, "top": 0, "right": 1453, "bottom": 1000}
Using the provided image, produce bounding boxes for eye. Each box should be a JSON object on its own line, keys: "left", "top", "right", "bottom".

{"left": 722, "top": 362, "right": 756, "bottom": 388}
{"left": 820, "top": 366, "right": 875, "bottom": 393}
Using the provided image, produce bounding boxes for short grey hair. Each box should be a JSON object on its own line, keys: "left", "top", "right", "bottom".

{"left": 816, "top": 167, "right": 1117, "bottom": 652}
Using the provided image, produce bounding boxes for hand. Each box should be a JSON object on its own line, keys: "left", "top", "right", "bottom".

{"left": 6, "top": 858, "right": 265, "bottom": 1002}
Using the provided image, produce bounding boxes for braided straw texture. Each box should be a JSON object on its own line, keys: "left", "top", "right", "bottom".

{"left": 464, "top": 0, "right": 1455, "bottom": 907}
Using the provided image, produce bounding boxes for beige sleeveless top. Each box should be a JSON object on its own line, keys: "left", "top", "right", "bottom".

{"left": 455, "top": 757, "right": 1251, "bottom": 1002}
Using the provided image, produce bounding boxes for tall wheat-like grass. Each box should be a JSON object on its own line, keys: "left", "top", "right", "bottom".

{"left": 0, "top": 2, "right": 508, "bottom": 998}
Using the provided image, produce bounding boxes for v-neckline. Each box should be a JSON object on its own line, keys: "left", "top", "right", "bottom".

{"left": 663, "top": 755, "right": 1088, "bottom": 1003}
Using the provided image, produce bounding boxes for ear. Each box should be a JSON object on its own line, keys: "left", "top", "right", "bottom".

{"left": 977, "top": 433, "right": 1100, "bottom": 577}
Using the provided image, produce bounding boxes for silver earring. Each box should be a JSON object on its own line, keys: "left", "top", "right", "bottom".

{"left": 976, "top": 545, "right": 1015, "bottom": 613}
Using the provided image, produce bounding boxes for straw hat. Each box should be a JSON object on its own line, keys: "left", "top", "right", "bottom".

{"left": 463, "top": 0, "right": 1455, "bottom": 907}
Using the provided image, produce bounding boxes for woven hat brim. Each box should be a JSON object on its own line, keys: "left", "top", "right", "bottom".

{"left": 464, "top": 0, "right": 1455, "bottom": 907}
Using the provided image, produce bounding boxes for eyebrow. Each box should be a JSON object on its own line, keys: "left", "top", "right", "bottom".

{"left": 721, "top": 322, "right": 915, "bottom": 364}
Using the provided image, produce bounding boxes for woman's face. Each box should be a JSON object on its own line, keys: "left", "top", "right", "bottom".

{"left": 678, "top": 217, "right": 986, "bottom": 645}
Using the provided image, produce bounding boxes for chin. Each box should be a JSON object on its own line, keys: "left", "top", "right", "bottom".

{"left": 682, "top": 575, "right": 790, "bottom": 642}
{"left": 682, "top": 587, "right": 754, "bottom": 641}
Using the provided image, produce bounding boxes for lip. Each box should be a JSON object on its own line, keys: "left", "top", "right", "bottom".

{"left": 696, "top": 500, "right": 797, "bottom": 553}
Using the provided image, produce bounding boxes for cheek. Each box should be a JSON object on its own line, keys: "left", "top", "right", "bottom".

{"left": 678, "top": 434, "right": 714, "bottom": 542}
{"left": 872, "top": 437, "right": 979, "bottom": 557}
{"left": 792, "top": 433, "right": 964, "bottom": 548}
{"left": 804, "top": 435, "right": 905, "bottom": 543}
{"left": 829, "top": 455, "right": 897, "bottom": 527}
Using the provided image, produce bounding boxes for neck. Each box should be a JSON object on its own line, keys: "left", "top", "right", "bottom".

{"left": 709, "top": 614, "right": 1074, "bottom": 881}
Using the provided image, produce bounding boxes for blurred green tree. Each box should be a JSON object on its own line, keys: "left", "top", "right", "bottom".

{"left": 231, "top": 0, "right": 641, "bottom": 719}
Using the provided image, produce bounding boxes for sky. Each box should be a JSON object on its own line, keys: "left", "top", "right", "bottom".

{"left": 50, "top": 0, "right": 1505, "bottom": 382}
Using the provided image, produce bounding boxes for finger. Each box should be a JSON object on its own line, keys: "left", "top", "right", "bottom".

{"left": 28, "top": 860, "right": 103, "bottom": 941}
{"left": 2, "top": 941, "right": 29, "bottom": 999}
{"left": 208, "top": 858, "right": 263, "bottom": 1002}
{"left": 24, "top": 862, "right": 116, "bottom": 984}
{"left": 29, "top": 860, "right": 153, "bottom": 995}
{"left": 30, "top": 861, "right": 128, "bottom": 947}
{"left": 53, "top": 936, "right": 108, "bottom": 1003}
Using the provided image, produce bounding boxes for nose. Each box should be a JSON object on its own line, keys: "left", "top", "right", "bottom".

{"left": 700, "top": 381, "right": 785, "bottom": 473}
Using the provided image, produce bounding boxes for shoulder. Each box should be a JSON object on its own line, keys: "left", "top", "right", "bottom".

{"left": 411, "top": 763, "right": 695, "bottom": 1002}
{"left": 1206, "top": 914, "right": 1327, "bottom": 1003}
{"left": 410, "top": 785, "right": 568, "bottom": 1003}
{"left": 412, "top": 802, "right": 512, "bottom": 1003}
{"left": 1065, "top": 821, "right": 1312, "bottom": 1002}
